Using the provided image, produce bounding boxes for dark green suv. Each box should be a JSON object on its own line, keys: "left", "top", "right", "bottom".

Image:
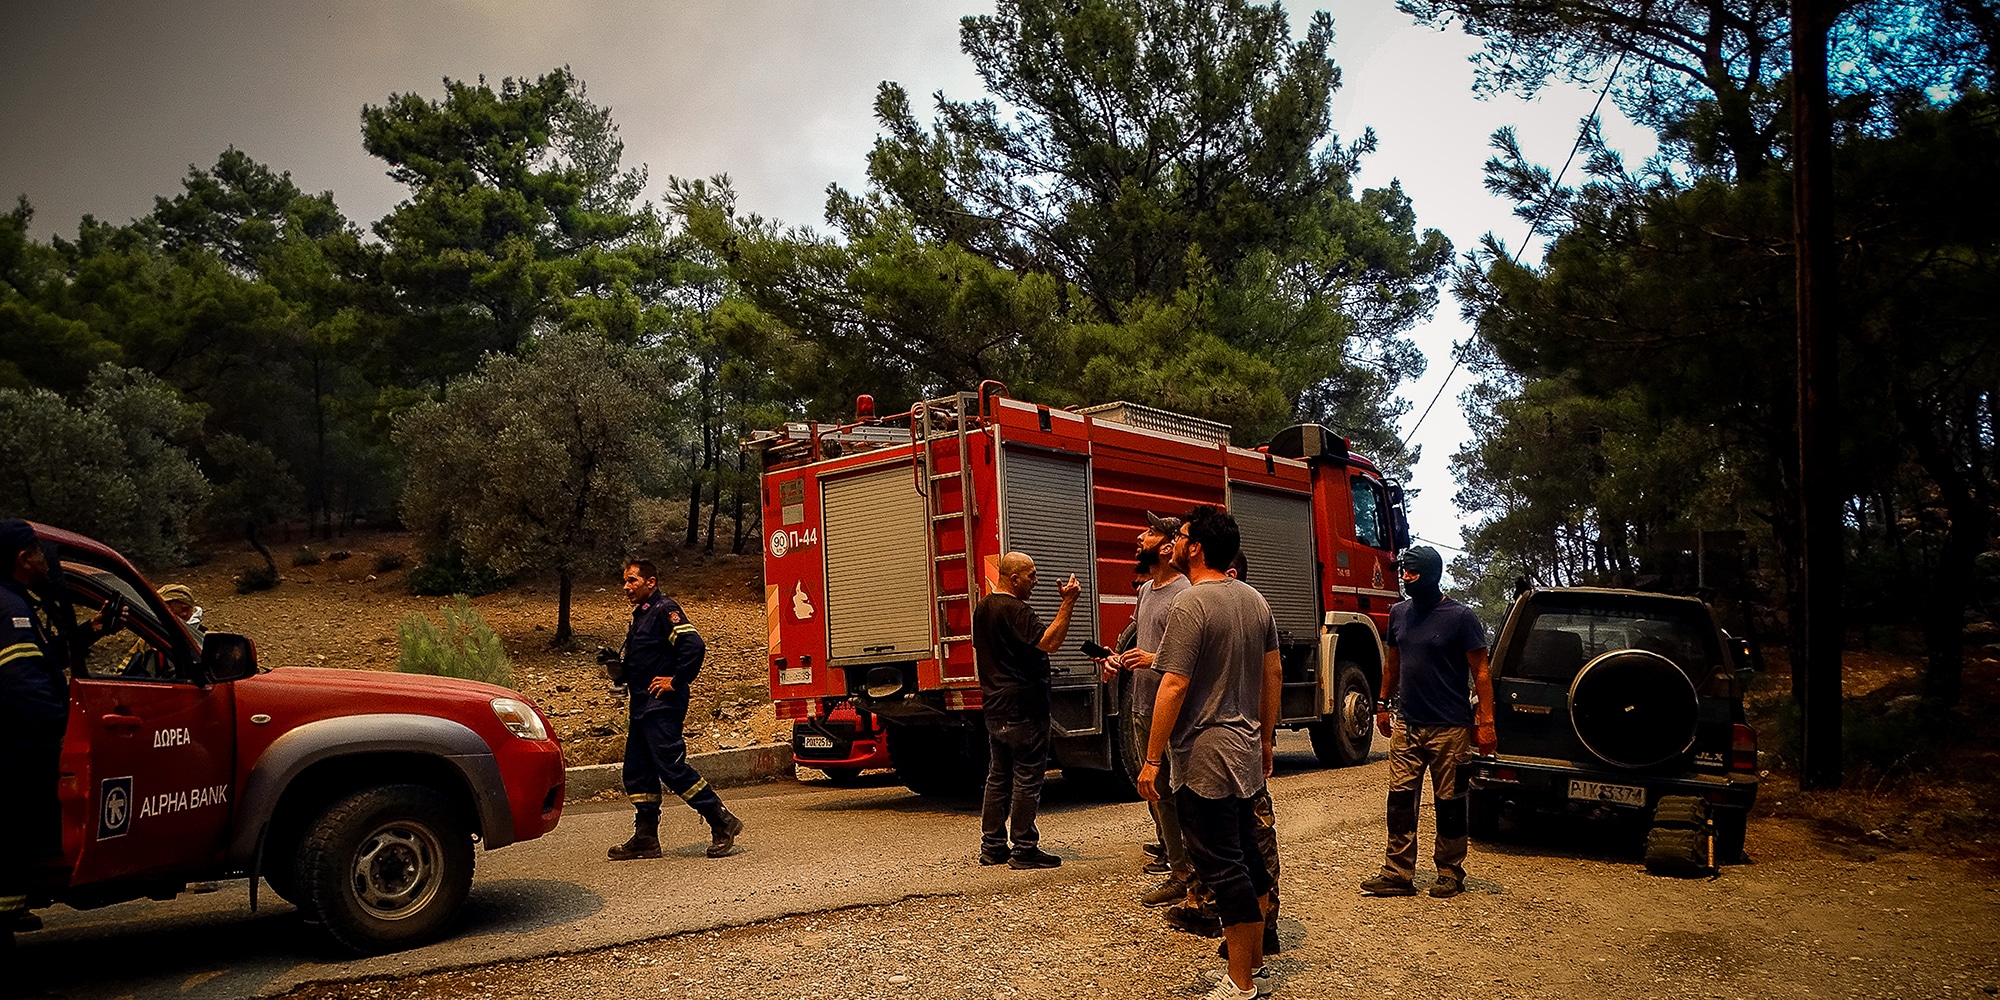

{"left": 1466, "top": 587, "right": 1759, "bottom": 869}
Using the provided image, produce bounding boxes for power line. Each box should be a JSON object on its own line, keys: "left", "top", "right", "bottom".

{"left": 1398, "top": 48, "right": 1631, "bottom": 450}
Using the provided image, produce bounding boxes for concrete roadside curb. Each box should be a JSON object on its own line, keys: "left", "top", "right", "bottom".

{"left": 565, "top": 744, "right": 795, "bottom": 801}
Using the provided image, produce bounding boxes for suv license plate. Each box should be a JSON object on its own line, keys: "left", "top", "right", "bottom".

{"left": 800, "top": 734, "right": 834, "bottom": 750}
{"left": 1568, "top": 779, "right": 1646, "bottom": 807}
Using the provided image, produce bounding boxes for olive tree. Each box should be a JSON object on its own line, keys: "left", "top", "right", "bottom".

{"left": 394, "top": 329, "right": 669, "bottom": 645}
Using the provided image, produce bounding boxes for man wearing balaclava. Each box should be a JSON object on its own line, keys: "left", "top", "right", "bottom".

{"left": 1359, "top": 545, "right": 1495, "bottom": 900}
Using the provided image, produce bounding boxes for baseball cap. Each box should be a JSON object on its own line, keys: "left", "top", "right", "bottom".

{"left": 1145, "top": 511, "right": 1182, "bottom": 536}
{"left": 0, "top": 518, "right": 35, "bottom": 567}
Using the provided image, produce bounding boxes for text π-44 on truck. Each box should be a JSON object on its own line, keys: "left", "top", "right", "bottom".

{"left": 5, "top": 523, "right": 566, "bottom": 954}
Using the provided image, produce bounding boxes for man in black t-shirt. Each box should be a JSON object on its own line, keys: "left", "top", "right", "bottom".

{"left": 1362, "top": 546, "right": 1496, "bottom": 900}
{"left": 973, "top": 551, "right": 1080, "bottom": 869}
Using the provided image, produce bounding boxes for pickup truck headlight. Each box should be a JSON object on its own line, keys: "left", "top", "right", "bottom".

{"left": 490, "top": 697, "right": 549, "bottom": 740}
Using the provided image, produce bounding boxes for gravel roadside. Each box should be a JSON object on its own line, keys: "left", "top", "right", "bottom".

{"left": 277, "top": 810, "right": 2000, "bottom": 1000}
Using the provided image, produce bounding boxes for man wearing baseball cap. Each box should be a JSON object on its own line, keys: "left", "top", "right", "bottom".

{"left": 1361, "top": 545, "right": 1496, "bottom": 900}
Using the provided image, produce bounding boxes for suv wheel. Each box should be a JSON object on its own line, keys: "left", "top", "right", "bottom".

{"left": 1306, "top": 661, "right": 1374, "bottom": 767}
{"left": 1712, "top": 808, "right": 1748, "bottom": 864}
{"left": 1468, "top": 787, "right": 1502, "bottom": 841}
{"left": 300, "top": 784, "right": 474, "bottom": 954}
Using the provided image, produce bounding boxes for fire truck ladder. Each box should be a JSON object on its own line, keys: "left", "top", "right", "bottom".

{"left": 914, "top": 391, "right": 981, "bottom": 678}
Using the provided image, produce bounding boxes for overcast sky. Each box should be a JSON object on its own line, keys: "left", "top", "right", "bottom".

{"left": 0, "top": 0, "right": 1656, "bottom": 559}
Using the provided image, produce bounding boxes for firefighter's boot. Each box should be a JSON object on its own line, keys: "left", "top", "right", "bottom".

{"left": 607, "top": 813, "right": 661, "bottom": 861}
{"left": 706, "top": 807, "right": 743, "bottom": 858}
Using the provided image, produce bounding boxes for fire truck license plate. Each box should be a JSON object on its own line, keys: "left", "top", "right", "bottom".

{"left": 1568, "top": 779, "right": 1646, "bottom": 807}
{"left": 800, "top": 734, "right": 834, "bottom": 749}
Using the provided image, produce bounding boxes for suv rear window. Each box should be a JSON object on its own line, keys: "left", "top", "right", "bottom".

{"left": 1504, "top": 603, "right": 1720, "bottom": 684}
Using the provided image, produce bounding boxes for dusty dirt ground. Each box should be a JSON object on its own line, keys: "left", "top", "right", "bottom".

{"left": 157, "top": 529, "right": 779, "bottom": 766}
{"left": 270, "top": 802, "right": 2000, "bottom": 1000}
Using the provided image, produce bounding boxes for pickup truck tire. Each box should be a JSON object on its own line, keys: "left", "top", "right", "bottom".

{"left": 1306, "top": 661, "right": 1374, "bottom": 767}
{"left": 300, "top": 784, "right": 474, "bottom": 954}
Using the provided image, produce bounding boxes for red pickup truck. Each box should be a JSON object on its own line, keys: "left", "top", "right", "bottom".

{"left": 8, "top": 523, "right": 566, "bottom": 953}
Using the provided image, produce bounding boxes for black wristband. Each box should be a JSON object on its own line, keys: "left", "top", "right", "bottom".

{"left": 1143, "top": 758, "right": 1162, "bottom": 766}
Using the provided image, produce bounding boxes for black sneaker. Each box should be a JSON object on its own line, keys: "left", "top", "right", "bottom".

{"left": 978, "top": 850, "right": 1010, "bottom": 866}
{"left": 1009, "top": 848, "right": 1063, "bottom": 869}
{"left": 1164, "top": 904, "right": 1223, "bottom": 937}
{"left": 1142, "top": 857, "right": 1174, "bottom": 875}
{"left": 1360, "top": 873, "right": 1416, "bottom": 896}
{"left": 1141, "top": 842, "right": 1166, "bottom": 860}
{"left": 607, "top": 835, "right": 661, "bottom": 861}
{"left": 1429, "top": 873, "right": 1465, "bottom": 898}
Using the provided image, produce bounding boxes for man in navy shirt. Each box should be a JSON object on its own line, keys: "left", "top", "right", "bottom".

{"left": 1361, "top": 546, "right": 1495, "bottom": 900}
{"left": 0, "top": 520, "right": 69, "bottom": 931}
{"left": 608, "top": 558, "right": 743, "bottom": 861}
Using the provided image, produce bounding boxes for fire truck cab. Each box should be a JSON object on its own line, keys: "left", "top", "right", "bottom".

{"left": 746, "top": 386, "right": 1408, "bottom": 795}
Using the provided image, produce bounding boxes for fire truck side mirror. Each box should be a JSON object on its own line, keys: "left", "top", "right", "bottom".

{"left": 1386, "top": 481, "right": 1412, "bottom": 550}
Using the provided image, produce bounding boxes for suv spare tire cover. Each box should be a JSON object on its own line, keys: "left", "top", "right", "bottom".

{"left": 1567, "top": 649, "right": 1699, "bottom": 768}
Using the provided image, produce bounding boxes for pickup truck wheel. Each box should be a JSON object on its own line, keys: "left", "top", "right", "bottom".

{"left": 300, "top": 784, "right": 473, "bottom": 954}
{"left": 1306, "top": 661, "right": 1374, "bottom": 767}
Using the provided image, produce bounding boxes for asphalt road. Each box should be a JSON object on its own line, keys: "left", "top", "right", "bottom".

{"left": 11, "top": 734, "right": 1322, "bottom": 1000}
{"left": 11, "top": 733, "right": 2000, "bottom": 1000}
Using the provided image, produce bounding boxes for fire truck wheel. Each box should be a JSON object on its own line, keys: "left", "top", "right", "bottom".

{"left": 819, "top": 766, "right": 865, "bottom": 786}
{"left": 1306, "top": 661, "right": 1374, "bottom": 767}
{"left": 300, "top": 784, "right": 474, "bottom": 954}
{"left": 888, "top": 723, "right": 985, "bottom": 797}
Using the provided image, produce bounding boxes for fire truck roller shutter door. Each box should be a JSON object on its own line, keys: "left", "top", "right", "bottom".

{"left": 1228, "top": 486, "right": 1320, "bottom": 637}
{"left": 998, "top": 448, "right": 1098, "bottom": 680}
{"left": 823, "top": 465, "right": 935, "bottom": 661}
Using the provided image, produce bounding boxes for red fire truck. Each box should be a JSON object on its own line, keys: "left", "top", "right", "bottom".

{"left": 745, "top": 385, "right": 1409, "bottom": 795}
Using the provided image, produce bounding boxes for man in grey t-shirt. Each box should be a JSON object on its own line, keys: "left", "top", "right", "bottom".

{"left": 1102, "top": 512, "right": 1190, "bottom": 904}
{"left": 1140, "top": 505, "right": 1280, "bottom": 1000}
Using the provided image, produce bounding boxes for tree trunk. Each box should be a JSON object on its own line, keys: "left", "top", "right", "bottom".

{"left": 555, "top": 569, "right": 574, "bottom": 647}
{"left": 246, "top": 522, "right": 276, "bottom": 574}
{"left": 730, "top": 448, "right": 749, "bottom": 555}
{"left": 684, "top": 446, "right": 703, "bottom": 549}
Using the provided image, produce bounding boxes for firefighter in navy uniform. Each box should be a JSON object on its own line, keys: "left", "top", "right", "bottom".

{"left": 607, "top": 558, "right": 743, "bottom": 860}
{"left": 1, "top": 521, "right": 72, "bottom": 937}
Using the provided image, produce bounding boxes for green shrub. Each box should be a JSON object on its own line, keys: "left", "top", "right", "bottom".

{"left": 373, "top": 550, "right": 409, "bottom": 573}
{"left": 405, "top": 549, "right": 508, "bottom": 597}
{"left": 235, "top": 564, "right": 279, "bottom": 594}
{"left": 397, "top": 594, "right": 513, "bottom": 687}
{"left": 291, "top": 546, "right": 322, "bottom": 567}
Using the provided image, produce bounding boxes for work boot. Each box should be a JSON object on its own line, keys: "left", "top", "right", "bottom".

{"left": 1360, "top": 873, "right": 1416, "bottom": 896}
{"left": 607, "top": 833, "right": 661, "bottom": 861}
{"left": 1429, "top": 873, "right": 1465, "bottom": 898}
{"left": 609, "top": 814, "right": 662, "bottom": 861}
{"left": 1140, "top": 874, "right": 1191, "bottom": 907}
{"left": 707, "top": 809, "right": 744, "bottom": 858}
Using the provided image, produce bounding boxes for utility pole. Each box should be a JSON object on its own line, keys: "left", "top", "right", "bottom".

{"left": 1792, "top": 0, "right": 1842, "bottom": 789}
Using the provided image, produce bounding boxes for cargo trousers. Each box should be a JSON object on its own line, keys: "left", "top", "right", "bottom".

{"left": 1381, "top": 719, "right": 1472, "bottom": 881}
